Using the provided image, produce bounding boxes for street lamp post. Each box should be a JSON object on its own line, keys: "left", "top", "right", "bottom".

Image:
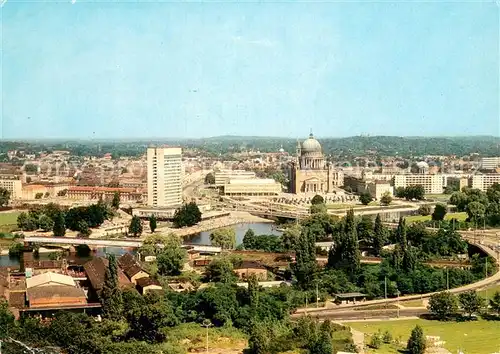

{"left": 202, "top": 319, "right": 212, "bottom": 354}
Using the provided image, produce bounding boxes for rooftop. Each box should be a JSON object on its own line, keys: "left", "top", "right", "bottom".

{"left": 27, "top": 285, "right": 86, "bottom": 306}
{"left": 227, "top": 178, "right": 279, "bottom": 185}
{"left": 234, "top": 261, "right": 266, "bottom": 270}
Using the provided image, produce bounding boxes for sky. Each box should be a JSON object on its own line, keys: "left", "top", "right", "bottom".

{"left": 0, "top": 0, "right": 499, "bottom": 139}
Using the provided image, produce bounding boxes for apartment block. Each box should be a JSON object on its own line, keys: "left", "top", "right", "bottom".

{"left": 480, "top": 157, "right": 500, "bottom": 171}
{"left": 0, "top": 176, "right": 22, "bottom": 200}
{"left": 147, "top": 147, "right": 183, "bottom": 207}
{"left": 393, "top": 174, "right": 444, "bottom": 194}
{"left": 470, "top": 174, "right": 500, "bottom": 191}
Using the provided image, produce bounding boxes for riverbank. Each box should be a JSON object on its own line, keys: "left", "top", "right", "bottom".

{"left": 157, "top": 211, "right": 273, "bottom": 238}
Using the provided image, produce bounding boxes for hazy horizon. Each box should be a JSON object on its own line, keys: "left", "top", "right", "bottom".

{"left": 2, "top": 1, "right": 499, "bottom": 139}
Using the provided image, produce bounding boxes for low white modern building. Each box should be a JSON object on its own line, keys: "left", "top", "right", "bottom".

{"left": 471, "top": 174, "right": 500, "bottom": 191}
{"left": 223, "top": 178, "right": 282, "bottom": 196}
{"left": 214, "top": 170, "right": 256, "bottom": 187}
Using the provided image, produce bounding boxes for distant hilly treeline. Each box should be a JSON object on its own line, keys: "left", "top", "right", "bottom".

{"left": 0, "top": 136, "right": 499, "bottom": 158}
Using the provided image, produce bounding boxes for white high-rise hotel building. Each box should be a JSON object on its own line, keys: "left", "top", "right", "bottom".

{"left": 147, "top": 147, "right": 183, "bottom": 207}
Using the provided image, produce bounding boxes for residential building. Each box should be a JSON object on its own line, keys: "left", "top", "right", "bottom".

{"left": 0, "top": 176, "right": 22, "bottom": 200}
{"left": 117, "top": 254, "right": 149, "bottom": 285}
{"left": 288, "top": 132, "right": 344, "bottom": 194}
{"left": 480, "top": 157, "right": 500, "bottom": 171}
{"left": 136, "top": 277, "right": 163, "bottom": 295}
{"left": 83, "top": 257, "right": 133, "bottom": 294}
{"left": 66, "top": 186, "right": 143, "bottom": 202}
{"left": 25, "top": 272, "right": 87, "bottom": 309}
{"left": 214, "top": 170, "right": 256, "bottom": 187}
{"left": 471, "top": 174, "right": 500, "bottom": 191}
{"left": 222, "top": 178, "right": 282, "bottom": 196}
{"left": 233, "top": 261, "right": 267, "bottom": 281}
{"left": 147, "top": 147, "right": 183, "bottom": 207}
{"left": 393, "top": 174, "right": 444, "bottom": 194}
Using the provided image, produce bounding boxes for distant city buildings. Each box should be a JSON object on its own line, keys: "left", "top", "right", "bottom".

{"left": 0, "top": 175, "right": 22, "bottom": 200}
{"left": 147, "top": 147, "right": 183, "bottom": 207}
{"left": 288, "top": 132, "right": 344, "bottom": 194}
{"left": 480, "top": 157, "right": 500, "bottom": 171}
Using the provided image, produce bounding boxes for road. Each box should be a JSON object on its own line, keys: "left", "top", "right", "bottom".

{"left": 295, "top": 234, "right": 500, "bottom": 318}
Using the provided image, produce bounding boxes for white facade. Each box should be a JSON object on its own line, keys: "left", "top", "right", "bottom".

{"left": 480, "top": 157, "right": 500, "bottom": 170}
{"left": 147, "top": 147, "right": 183, "bottom": 207}
{"left": 471, "top": 174, "right": 500, "bottom": 191}
{"left": 214, "top": 170, "right": 256, "bottom": 187}
{"left": 393, "top": 174, "right": 444, "bottom": 194}
{"left": 0, "top": 177, "right": 22, "bottom": 200}
{"left": 223, "top": 178, "right": 282, "bottom": 196}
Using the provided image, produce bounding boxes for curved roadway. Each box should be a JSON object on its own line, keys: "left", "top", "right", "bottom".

{"left": 295, "top": 232, "right": 500, "bottom": 317}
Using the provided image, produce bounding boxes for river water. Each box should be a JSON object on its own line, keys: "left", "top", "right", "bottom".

{"left": 0, "top": 223, "right": 281, "bottom": 268}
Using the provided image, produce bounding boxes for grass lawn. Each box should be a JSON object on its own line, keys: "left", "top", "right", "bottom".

{"left": 425, "top": 194, "right": 451, "bottom": 202}
{"left": 348, "top": 318, "right": 500, "bottom": 353}
{"left": 479, "top": 283, "right": 500, "bottom": 299}
{"left": 0, "top": 212, "right": 20, "bottom": 226}
{"left": 405, "top": 212, "right": 467, "bottom": 224}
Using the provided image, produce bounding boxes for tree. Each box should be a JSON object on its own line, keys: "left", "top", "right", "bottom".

{"left": 77, "top": 220, "right": 91, "bottom": 238}
{"left": 309, "top": 331, "right": 333, "bottom": 354}
{"left": 17, "top": 212, "right": 38, "bottom": 231}
{"left": 0, "top": 188, "right": 10, "bottom": 207}
{"left": 458, "top": 290, "right": 485, "bottom": 318}
{"left": 128, "top": 216, "right": 143, "bottom": 237}
{"left": 172, "top": 202, "right": 202, "bottom": 228}
{"left": 432, "top": 203, "right": 447, "bottom": 221}
{"left": 372, "top": 214, "right": 387, "bottom": 256}
{"left": 38, "top": 214, "right": 54, "bottom": 232}
{"left": 294, "top": 227, "right": 318, "bottom": 289}
{"left": 310, "top": 203, "right": 327, "bottom": 214}
{"left": 418, "top": 204, "right": 431, "bottom": 216}
{"left": 466, "top": 201, "right": 486, "bottom": 225}
{"left": 35, "top": 192, "right": 43, "bottom": 199}
{"left": 149, "top": 214, "right": 157, "bottom": 233}
{"left": 205, "top": 256, "right": 237, "bottom": 283}
{"left": 407, "top": 325, "right": 426, "bottom": 354}
{"left": 210, "top": 228, "right": 236, "bottom": 250}
{"left": 327, "top": 209, "right": 360, "bottom": 278}
{"left": 489, "top": 291, "right": 500, "bottom": 315}
{"left": 359, "top": 192, "right": 373, "bottom": 205}
{"left": 243, "top": 228, "right": 256, "bottom": 250}
{"left": 111, "top": 192, "right": 120, "bottom": 209}
{"left": 428, "top": 291, "right": 458, "bottom": 320}
{"left": 100, "top": 254, "right": 123, "bottom": 320}
{"left": 52, "top": 211, "right": 66, "bottom": 237}
{"left": 0, "top": 300, "right": 14, "bottom": 339}
{"left": 380, "top": 192, "right": 392, "bottom": 206}
{"left": 311, "top": 195, "right": 324, "bottom": 205}
{"left": 156, "top": 235, "right": 187, "bottom": 276}
{"left": 395, "top": 187, "right": 406, "bottom": 198}
{"left": 281, "top": 224, "right": 301, "bottom": 251}
{"left": 449, "top": 191, "right": 469, "bottom": 211}
{"left": 204, "top": 172, "right": 215, "bottom": 185}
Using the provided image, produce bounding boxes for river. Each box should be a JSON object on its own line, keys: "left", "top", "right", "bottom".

{"left": 0, "top": 222, "right": 281, "bottom": 268}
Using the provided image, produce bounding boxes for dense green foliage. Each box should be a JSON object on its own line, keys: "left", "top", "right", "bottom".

{"left": 210, "top": 227, "right": 236, "bottom": 250}
{"left": 407, "top": 325, "right": 426, "bottom": 354}
{"left": 149, "top": 214, "right": 157, "bottom": 233}
{"left": 449, "top": 184, "right": 500, "bottom": 227}
{"left": 0, "top": 188, "right": 10, "bottom": 207}
{"left": 128, "top": 216, "right": 143, "bottom": 237}
{"left": 172, "top": 202, "right": 202, "bottom": 228}
{"left": 395, "top": 185, "right": 425, "bottom": 200}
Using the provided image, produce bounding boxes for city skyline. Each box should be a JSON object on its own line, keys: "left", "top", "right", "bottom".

{"left": 2, "top": 1, "right": 499, "bottom": 139}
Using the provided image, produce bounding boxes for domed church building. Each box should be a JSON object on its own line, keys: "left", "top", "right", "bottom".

{"left": 288, "top": 132, "right": 344, "bottom": 194}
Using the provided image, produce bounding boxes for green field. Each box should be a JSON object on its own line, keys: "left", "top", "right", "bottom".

{"left": 0, "top": 212, "right": 21, "bottom": 226}
{"left": 405, "top": 212, "right": 467, "bottom": 223}
{"left": 348, "top": 319, "right": 500, "bottom": 353}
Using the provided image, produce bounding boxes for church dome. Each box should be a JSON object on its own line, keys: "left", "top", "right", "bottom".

{"left": 301, "top": 133, "right": 322, "bottom": 153}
